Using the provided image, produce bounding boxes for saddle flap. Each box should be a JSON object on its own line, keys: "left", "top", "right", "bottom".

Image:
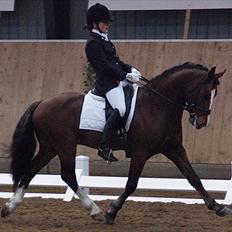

{"left": 79, "top": 85, "right": 139, "bottom": 133}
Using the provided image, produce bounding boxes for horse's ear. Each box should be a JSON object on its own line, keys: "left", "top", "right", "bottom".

{"left": 204, "top": 66, "right": 216, "bottom": 82}
{"left": 207, "top": 66, "right": 216, "bottom": 77}
{"left": 215, "top": 69, "right": 226, "bottom": 79}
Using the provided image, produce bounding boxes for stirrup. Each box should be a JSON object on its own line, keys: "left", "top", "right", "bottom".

{"left": 98, "top": 147, "right": 118, "bottom": 163}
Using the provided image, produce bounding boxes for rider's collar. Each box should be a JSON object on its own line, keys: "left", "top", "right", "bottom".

{"left": 92, "top": 29, "right": 109, "bottom": 41}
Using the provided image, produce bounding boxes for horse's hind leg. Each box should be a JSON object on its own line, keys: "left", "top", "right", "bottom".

{"left": 1, "top": 148, "right": 54, "bottom": 217}
{"left": 59, "top": 148, "right": 102, "bottom": 220}
{"left": 165, "top": 144, "right": 232, "bottom": 216}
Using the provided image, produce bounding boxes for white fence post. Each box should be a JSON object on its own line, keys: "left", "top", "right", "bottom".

{"left": 76, "top": 155, "right": 89, "bottom": 194}
{"left": 63, "top": 155, "right": 89, "bottom": 202}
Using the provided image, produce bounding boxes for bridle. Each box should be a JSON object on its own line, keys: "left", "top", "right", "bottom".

{"left": 139, "top": 75, "right": 213, "bottom": 118}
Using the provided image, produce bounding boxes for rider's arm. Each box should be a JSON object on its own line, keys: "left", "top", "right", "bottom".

{"left": 85, "top": 41, "right": 127, "bottom": 81}
{"left": 115, "top": 56, "right": 132, "bottom": 73}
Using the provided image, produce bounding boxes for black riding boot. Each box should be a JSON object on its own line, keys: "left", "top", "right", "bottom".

{"left": 98, "top": 109, "right": 121, "bottom": 162}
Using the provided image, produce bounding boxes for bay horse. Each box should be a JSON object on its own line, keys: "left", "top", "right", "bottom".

{"left": 1, "top": 62, "right": 231, "bottom": 224}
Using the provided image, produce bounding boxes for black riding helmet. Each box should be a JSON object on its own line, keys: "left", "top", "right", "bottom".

{"left": 86, "top": 3, "right": 112, "bottom": 30}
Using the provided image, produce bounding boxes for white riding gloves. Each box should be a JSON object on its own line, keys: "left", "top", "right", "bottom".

{"left": 131, "top": 67, "right": 141, "bottom": 76}
{"left": 126, "top": 72, "right": 141, "bottom": 83}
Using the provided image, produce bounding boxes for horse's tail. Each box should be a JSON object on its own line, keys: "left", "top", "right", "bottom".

{"left": 10, "top": 101, "right": 41, "bottom": 190}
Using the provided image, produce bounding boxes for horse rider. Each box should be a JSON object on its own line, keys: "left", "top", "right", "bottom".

{"left": 85, "top": 3, "right": 141, "bottom": 162}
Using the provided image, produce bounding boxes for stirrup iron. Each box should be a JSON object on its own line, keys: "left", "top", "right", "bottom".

{"left": 98, "top": 147, "right": 118, "bottom": 163}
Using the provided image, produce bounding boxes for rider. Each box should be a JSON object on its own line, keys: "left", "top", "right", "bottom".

{"left": 85, "top": 3, "right": 141, "bottom": 162}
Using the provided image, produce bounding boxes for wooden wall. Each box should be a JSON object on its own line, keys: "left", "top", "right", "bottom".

{"left": 0, "top": 41, "right": 232, "bottom": 164}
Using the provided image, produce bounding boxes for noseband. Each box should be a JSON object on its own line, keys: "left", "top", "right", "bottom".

{"left": 140, "top": 75, "right": 212, "bottom": 116}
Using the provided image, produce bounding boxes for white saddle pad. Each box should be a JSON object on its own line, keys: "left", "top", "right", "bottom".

{"left": 79, "top": 85, "right": 139, "bottom": 132}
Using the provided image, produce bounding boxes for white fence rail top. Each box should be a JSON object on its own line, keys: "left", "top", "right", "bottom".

{"left": 89, "top": 0, "right": 232, "bottom": 10}
{"left": 78, "top": 176, "right": 230, "bottom": 192}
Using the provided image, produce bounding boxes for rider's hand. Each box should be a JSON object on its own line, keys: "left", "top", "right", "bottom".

{"left": 126, "top": 73, "right": 141, "bottom": 83}
{"left": 131, "top": 67, "right": 141, "bottom": 76}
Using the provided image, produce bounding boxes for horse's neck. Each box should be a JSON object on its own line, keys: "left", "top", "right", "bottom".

{"left": 150, "top": 69, "right": 205, "bottom": 104}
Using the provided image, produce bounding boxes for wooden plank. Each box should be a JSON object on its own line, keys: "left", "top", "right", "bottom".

{"left": 0, "top": 41, "right": 232, "bottom": 165}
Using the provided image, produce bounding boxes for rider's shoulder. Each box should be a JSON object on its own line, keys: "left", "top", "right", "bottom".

{"left": 86, "top": 36, "right": 103, "bottom": 50}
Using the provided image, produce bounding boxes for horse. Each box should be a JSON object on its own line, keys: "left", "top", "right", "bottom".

{"left": 1, "top": 62, "right": 231, "bottom": 224}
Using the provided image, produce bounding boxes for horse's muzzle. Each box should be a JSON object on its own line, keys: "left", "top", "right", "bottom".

{"left": 196, "top": 122, "right": 207, "bottom": 129}
{"left": 196, "top": 116, "right": 208, "bottom": 129}
{"left": 189, "top": 115, "right": 207, "bottom": 129}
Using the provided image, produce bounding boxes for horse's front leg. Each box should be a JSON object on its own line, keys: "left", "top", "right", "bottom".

{"left": 165, "top": 144, "right": 232, "bottom": 216}
{"left": 103, "top": 152, "right": 147, "bottom": 224}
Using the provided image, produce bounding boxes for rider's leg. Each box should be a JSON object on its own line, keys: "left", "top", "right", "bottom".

{"left": 98, "top": 85, "right": 126, "bottom": 162}
{"left": 106, "top": 85, "right": 126, "bottom": 118}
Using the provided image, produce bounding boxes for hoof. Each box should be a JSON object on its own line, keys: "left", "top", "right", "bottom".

{"left": 1, "top": 205, "right": 11, "bottom": 218}
{"left": 216, "top": 206, "right": 232, "bottom": 217}
{"left": 90, "top": 207, "right": 103, "bottom": 222}
{"left": 103, "top": 212, "right": 115, "bottom": 224}
{"left": 91, "top": 214, "right": 103, "bottom": 222}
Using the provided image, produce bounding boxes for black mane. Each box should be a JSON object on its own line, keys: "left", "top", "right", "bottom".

{"left": 153, "top": 62, "right": 209, "bottom": 81}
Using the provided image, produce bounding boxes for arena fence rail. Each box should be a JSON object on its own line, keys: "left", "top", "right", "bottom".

{"left": 0, "top": 156, "right": 232, "bottom": 205}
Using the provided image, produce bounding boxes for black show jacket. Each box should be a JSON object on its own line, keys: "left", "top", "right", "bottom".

{"left": 85, "top": 32, "right": 132, "bottom": 94}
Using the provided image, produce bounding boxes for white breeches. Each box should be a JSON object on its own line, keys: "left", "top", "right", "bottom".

{"left": 106, "top": 85, "right": 126, "bottom": 117}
